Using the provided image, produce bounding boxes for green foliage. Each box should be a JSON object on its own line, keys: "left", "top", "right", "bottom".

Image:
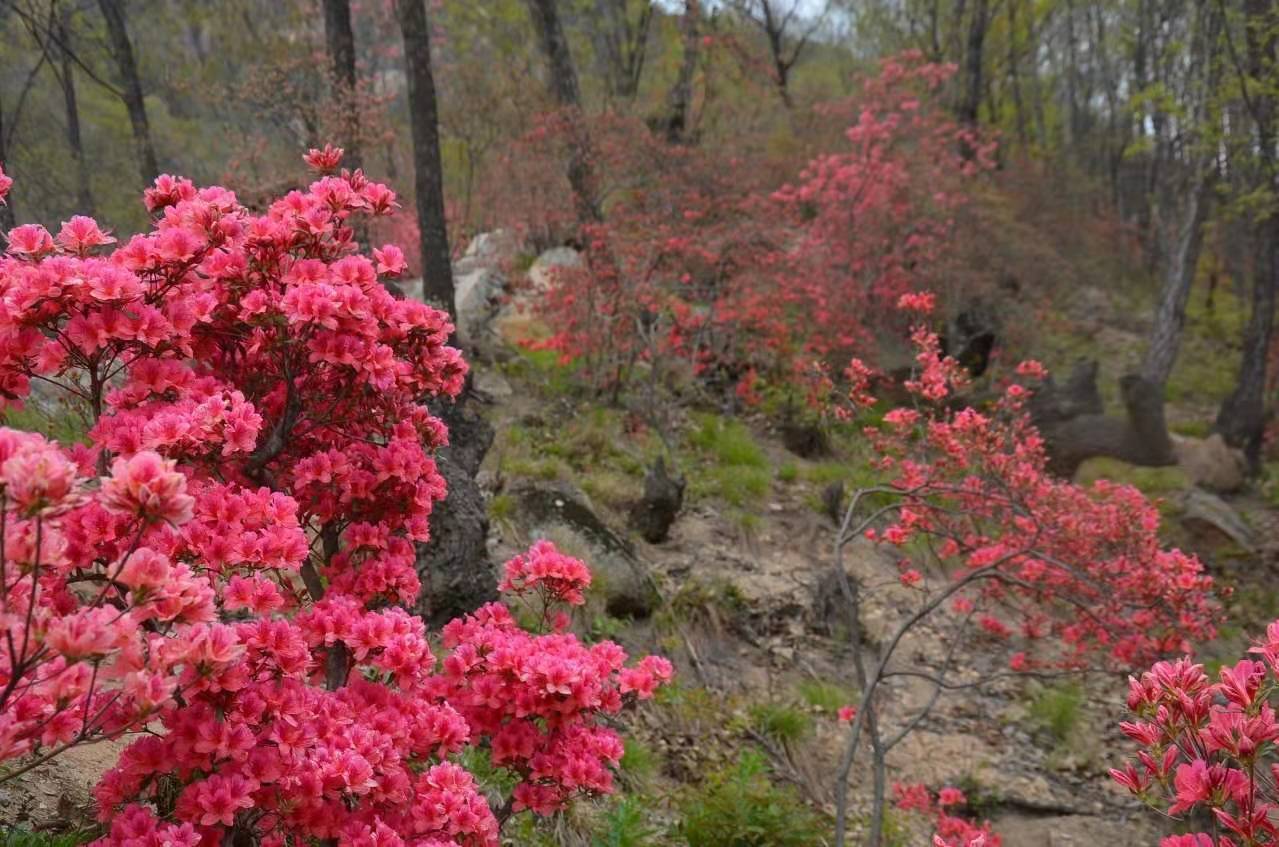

{"left": 796, "top": 679, "right": 857, "bottom": 715}
{"left": 619, "top": 738, "right": 658, "bottom": 784}
{"left": 688, "top": 415, "right": 767, "bottom": 469}
{"left": 488, "top": 493, "right": 515, "bottom": 521}
{"left": 1027, "top": 682, "right": 1085, "bottom": 744}
{"left": 452, "top": 745, "right": 520, "bottom": 802}
{"left": 748, "top": 702, "right": 811, "bottom": 745}
{"left": 0, "top": 404, "right": 89, "bottom": 444}
{"left": 776, "top": 462, "right": 799, "bottom": 483}
{"left": 700, "top": 465, "right": 770, "bottom": 507}
{"left": 591, "top": 797, "right": 658, "bottom": 847}
{"left": 498, "top": 348, "right": 580, "bottom": 398}
{"left": 1075, "top": 457, "right": 1190, "bottom": 499}
{"left": 660, "top": 577, "right": 747, "bottom": 631}
{"left": 680, "top": 750, "right": 826, "bottom": 847}
{"left": 1, "top": 830, "right": 91, "bottom": 847}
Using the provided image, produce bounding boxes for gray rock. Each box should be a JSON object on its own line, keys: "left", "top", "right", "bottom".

{"left": 1173, "top": 433, "right": 1248, "bottom": 494}
{"left": 454, "top": 266, "right": 507, "bottom": 348}
{"left": 526, "top": 246, "right": 582, "bottom": 292}
{"left": 510, "top": 482, "right": 658, "bottom": 618}
{"left": 1179, "top": 487, "right": 1255, "bottom": 551}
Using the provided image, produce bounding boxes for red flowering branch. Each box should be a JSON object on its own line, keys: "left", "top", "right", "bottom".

{"left": 828, "top": 297, "right": 1218, "bottom": 847}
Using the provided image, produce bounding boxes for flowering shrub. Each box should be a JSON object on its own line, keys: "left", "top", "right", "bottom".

{"left": 1112, "top": 624, "right": 1279, "bottom": 846}
{"left": 508, "top": 53, "right": 992, "bottom": 405}
{"left": 0, "top": 153, "right": 669, "bottom": 845}
{"left": 893, "top": 783, "right": 999, "bottom": 847}
{"left": 845, "top": 301, "right": 1218, "bottom": 670}
{"left": 831, "top": 294, "right": 1219, "bottom": 845}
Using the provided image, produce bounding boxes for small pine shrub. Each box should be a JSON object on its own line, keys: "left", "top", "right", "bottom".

{"left": 680, "top": 751, "right": 825, "bottom": 847}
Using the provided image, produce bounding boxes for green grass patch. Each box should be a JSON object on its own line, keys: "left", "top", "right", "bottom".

{"left": 687, "top": 414, "right": 767, "bottom": 469}
{"left": 797, "top": 679, "right": 858, "bottom": 715}
{"left": 748, "top": 702, "right": 812, "bottom": 745}
{"left": 592, "top": 796, "right": 658, "bottom": 847}
{"left": 1027, "top": 681, "right": 1084, "bottom": 744}
{"left": 1, "top": 403, "right": 89, "bottom": 444}
{"left": 0, "top": 831, "right": 92, "bottom": 847}
{"left": 1075, "top": 457, "right": 1190, "bottom": 498}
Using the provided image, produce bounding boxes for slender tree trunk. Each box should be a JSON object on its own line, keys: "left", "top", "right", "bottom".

{"left": 664, "top": 0, "right": 701, "bottom": 143}
{"left": 958, "top": 0, "right": 987, "bottom": 125}
{"left": 394, "top": 0, "right": 454, "bottom": 317}
{"left": 525, "top": 0, "right": 603, "bottom": 224}
{"left": 56, "top": 6, "right": 93, "bottom": 215}
{"left": 1216, "top": 0, "right": 1277, "bottom": 464}
{"left": 1216, "top": 230, "right": 1277, "bottom": 464}
{"left": 1064, "top": 0, "right": 1081, "bottom": 150}
{"left": 0, "top": 91, "right": 14, "bottom": 232}
{"left": 591, "top": 0, "right": 653, "bottom": 101}
{"left": 768, "top": 29, "right": 793, "bottom": 109}
{"left": 96, "top": 0, "right": 157, "bottom": 186}
{"left": 322, "top": 0, "right": 362, "bottom": 170}
{"left": 1006, "top": 0, "right": 1027, "bottom": 145}
{"left": 1140, "top": 167, "right": 1213, "bottom": 388}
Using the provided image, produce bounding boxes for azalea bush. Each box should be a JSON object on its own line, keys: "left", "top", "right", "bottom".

{"left": 502, "top": 53, "right": 991, "bottom": 408}
{"left": 829, "top": 294, "right": 1219, "bottom": 846}
{"left": 1113, "top": 626, "right": 1279, "bottom": 847}
{"left": 0, "top": 153, "right": 670, "bottom": 846}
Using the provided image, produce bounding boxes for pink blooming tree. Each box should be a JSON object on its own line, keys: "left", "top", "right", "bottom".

{"left": 1113, "top": 625, "right": 1279, "bottom": 846}
{"left": 0, "top": 154, "right": 670, "bottom": 846}
{"left": 829, "top": 295, "right": 1219, "bottom": 847}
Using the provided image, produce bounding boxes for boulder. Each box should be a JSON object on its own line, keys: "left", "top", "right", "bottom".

{"left": 526, "top": 246, "right": 582, "bottom": 292}
{"left": 454, "top": 265, "right": 507, "bottom": 348}
{"left": 1179, "top": 487, "right": 1255, "bottom": 551}
{"left": 510, "top": 482, "right": 658, "bottom": 618}
{"left": 1172, "top": 432, "right": 1248, "bottom": 494}
{"left": 458, "top": 229, "right": 517, "bottom": 267}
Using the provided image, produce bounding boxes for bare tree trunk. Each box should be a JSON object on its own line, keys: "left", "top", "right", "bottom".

{"left": 322, "top": 0, "right": 362, "bottom": 170}
{"left": 663, "top": 0, "right": 701, "bottom": 143}
{"left": 525, "top": 0, "right": 603, "bottom": 224}
{"left": 591, "top": 0, "right": 653, "bottom": 101}
{"left": 55, "top": 5, "right": 93, "bottom": 215}
{"left": 1216, "top": 0, "right": 1277, "bottom": 465}
{"left": 394, "top": 0, "right": 454, "bottom": 317}
{"left": 0, "top": 91, "right": 14, "bottom": 232}
{"left": 1216, "top": 231, "right": 1277, "bottom": 465}
{"left": 1140, "top": 167, "right": 1213, "bottom": 388}
{"left": 958, "top": 0, "right": 988, "bottom": 125}
{"left": 96, "top": 0, "right": 157, "bottom": 186}
{"left": 1006, "top": 0, "right": 1027, "bottom": 145}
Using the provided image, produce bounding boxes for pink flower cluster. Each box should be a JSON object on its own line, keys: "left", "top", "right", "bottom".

{"left": 893, "top": 783, "right": 999, "bottom": 847}
{"left": 0, "top": 152, "right": 671, "bottom": 845}
{"left": 1113, "top": 624, "right": 1279, "bottom": 846}
{"left": 499, "top": 539, "right": 594, "bottom": 606}
{"left": 432, "top": 590, "right": 672, "bottom": 815}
